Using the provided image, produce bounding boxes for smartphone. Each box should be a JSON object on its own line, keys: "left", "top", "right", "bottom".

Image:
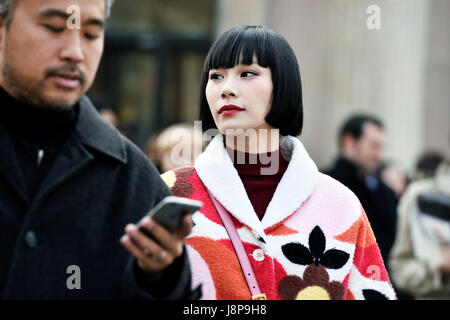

{"left": 138, "top": 196, "right": 203, "bottom": 233}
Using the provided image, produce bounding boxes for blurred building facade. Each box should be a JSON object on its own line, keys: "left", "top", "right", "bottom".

{"left": 89, "top": 0, "right": 449, "bottom": 174}
{"left": 88, "top": 0, "right": 214, "bottom": 147}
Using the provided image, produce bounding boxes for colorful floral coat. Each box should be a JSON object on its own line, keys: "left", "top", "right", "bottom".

{"left": 161, "top": 134, "right": 396, "bottom": 300}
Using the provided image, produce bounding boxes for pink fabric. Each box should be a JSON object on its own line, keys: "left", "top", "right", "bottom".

{"left": 186, "top": 245, "right": 216, "bottom": 299}
{"left": 284, "top": 174, "right": 360, "bottom": 237}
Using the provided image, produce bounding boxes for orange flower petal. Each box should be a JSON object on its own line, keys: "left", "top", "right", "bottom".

{"left": 187, "top": 237, "right": 250, "bottom": 300}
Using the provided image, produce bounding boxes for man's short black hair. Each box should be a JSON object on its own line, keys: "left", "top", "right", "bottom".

{"left": 339, "top": 114, "right": 384, "bottom": 144}
{"left": 0, "top": 0, "right": 114, "bottom": 29}
{"left": 199, "top": 25, "right": 304, "bottom": 136}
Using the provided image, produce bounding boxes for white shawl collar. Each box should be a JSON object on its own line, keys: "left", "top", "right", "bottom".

{"left": 194, "top": 133, "right": 319, "bottom": 237}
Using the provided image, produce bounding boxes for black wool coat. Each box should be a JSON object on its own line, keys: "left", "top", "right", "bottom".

{"left": 0, "top": 96, "right": 197, "bottom": 299}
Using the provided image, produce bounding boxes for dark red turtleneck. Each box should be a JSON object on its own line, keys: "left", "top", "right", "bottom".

{"left": 226, "top": 146, "right": 289, "bottom": 220}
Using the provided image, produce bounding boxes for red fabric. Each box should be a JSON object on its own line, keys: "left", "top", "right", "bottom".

{"left": 226, "top": 147, "right": 289, "bottom": 220}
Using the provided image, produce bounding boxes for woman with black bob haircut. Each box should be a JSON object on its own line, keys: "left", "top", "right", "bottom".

{"left": 199, "top": 25, "right": 303, "bottom": 136}
{"left": 161, "top": 25, "right": 396, "bottom": 300}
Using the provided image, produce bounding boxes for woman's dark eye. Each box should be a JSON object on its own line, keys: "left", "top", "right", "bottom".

{"left": 44, "top": 25, "right": 64, "bottom": 33}
{"left": 241, "top": 71, "right": 257, "bottom": 77}
{"left": 209, "top": 73, "right": 223, "bottom": 80}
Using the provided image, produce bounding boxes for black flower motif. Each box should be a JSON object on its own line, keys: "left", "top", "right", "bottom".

{"left": 362, "top": 289, "right": 389, "bottom": 300}
{"left": 281, "top": 226, "right": 350, "bottom": 270}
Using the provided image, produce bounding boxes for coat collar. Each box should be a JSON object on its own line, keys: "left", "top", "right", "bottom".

{"left": 194, "top": 133, "right": 319, "bottom": 236}
{"left": 75, "top": 95, "right": 126, "bottom": 164}
{"left": 0, "top": 95, "right": 126, "bottom": 203}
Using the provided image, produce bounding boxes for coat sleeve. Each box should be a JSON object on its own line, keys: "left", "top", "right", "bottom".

{"left": 346, "top": 205, "right": 397, "bottom": 300}
{"left": 122, "top": 247, "right": 202, "bottom": 300}
{"left": 119, "top": 143, "right": 200, "bottom": 300}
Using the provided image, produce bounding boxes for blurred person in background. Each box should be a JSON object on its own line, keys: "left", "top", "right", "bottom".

{"left": 146, "top": 123, "right": 205, "bottom": 173}
{"left": 413, "top": 150, "right": 446, "bottom": 181}
{"left": 377, "top": 161, "right": 409, "bottom": 199}
{"left": 90, "top": 93, "right": 129, "bottom": 137}
{"left": 98, "top": 107, "right": 118, "bottom": 126}
{"left": 0, "top": 0, "right": 197, "bottom": 299}
{"left": 161, "top": 25, "right": 396, "bottom": 300}
{"left": 324, "top": 115, "right": 398, "bottom": 265}
{"left": 89, "top": 94, "right": 119, "bottom": 127}
{"left": 389, "top": 159, "right": 450, "bottom": 299}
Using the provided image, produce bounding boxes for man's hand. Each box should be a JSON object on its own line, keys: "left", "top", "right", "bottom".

{"left": 120, "top": 214, "right": 193, "bottom": 277}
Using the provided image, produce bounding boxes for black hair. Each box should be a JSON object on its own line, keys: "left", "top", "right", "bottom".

{"left": 416, "top": 151, "right": 445, "bottom": 177}
{"left": 199, "top": 25, "right": 303, "bottom": 136}
{"left": 338, "top": 114, "right": 384, "bottom": 145}
{"left": 0, "top": 0, "right": 114, "bottom": 29}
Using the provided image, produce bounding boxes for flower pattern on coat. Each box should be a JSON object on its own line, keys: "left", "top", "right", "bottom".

{"left": 278, "top": 265, "right": 345, "bottom": 300}
{"left": 281, "top": 225, "right": 350, "bottom": 269}
{"left": 278, "top": 225, "right": 350, "bottom": 300}
{"left": 362, "top": 289, "right": 389, "bottom": 300}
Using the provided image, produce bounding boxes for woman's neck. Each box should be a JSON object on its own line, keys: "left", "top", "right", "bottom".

{"left": 224, "top": 128, "right": 280, "bottom": 154}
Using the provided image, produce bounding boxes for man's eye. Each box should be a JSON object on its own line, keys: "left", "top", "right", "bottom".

{"left": 209, "top": 73, "right": 223, "bottom": 80}
{"left": 43, "top": 25, "right": 64, "bottom": 33}
{"left": 85, "top": 33, "right": 100, "bottom": 40}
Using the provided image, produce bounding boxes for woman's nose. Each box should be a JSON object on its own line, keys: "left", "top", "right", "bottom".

{"left": 221, "top": 89, "right": 236, "bottom": 98}
{"left": 221, "top": 79, "right": 238, "bottom": 99}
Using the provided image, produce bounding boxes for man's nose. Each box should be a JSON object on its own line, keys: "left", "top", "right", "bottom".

{"left": 59, "top": 31, "right": 84, "bottom": 63}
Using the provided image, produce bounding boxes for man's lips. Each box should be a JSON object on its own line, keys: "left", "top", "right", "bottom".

{"left": 51, "top": 73, "right": 81, "bottom": 89}
{"left": 218, "top": 105, "right": 245, "bottom": 115}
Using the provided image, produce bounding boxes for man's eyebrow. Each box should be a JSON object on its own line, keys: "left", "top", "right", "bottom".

{"left": 39, "top": 8, "right": 105, "bottom": 28}
{"left": 39, "top": 8, "right": 70, "bottom": 20}
{"left": 85, "top": 18, "right": 105, "bottom": 28}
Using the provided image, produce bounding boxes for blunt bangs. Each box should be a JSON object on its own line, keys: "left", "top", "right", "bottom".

{"left": 199, "top": 25, "right": 304, "bottom": 137}
{"left": 204, "top": 26, "right": 273, "bottom": 71}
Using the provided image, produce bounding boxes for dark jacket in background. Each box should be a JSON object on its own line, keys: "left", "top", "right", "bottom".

{"left": 0, "top": 95, "right": 198, "bottom": 299}
{"left": 323, "top": 157, "right": 397, "bottom": 264}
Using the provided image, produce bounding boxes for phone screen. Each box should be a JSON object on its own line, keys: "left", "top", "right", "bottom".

{"left": 138, "top": 196, "right": 203, "bottom": 233}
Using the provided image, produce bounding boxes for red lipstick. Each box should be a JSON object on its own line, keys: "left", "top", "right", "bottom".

{"left": 218, "top": 105, "right": 244, "bottom": 115}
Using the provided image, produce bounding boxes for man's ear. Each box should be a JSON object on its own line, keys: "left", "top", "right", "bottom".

{"left": 341, "top": 134, "right": 352, "bottom": 146}
{"left": 341, "top": 134, "right": 356, "bottom": 156}
{"left": 0, "top": 16, "right": 4, "bottom": 51}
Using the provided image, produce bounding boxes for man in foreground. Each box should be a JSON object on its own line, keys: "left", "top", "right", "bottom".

{"left": 0, "top": 0, "right": 198, "bottom": 299}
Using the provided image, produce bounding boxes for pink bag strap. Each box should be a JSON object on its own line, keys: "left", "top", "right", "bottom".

{"left": 206, "top": 189, "right": 267, "bottom": 300}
